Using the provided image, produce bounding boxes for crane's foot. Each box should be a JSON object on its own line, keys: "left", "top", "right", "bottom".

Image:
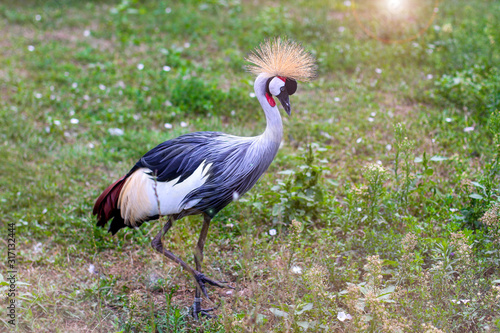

{"left": 191, "top": 297, "right": 217, "bottom": 320}
{"left": 194, "top": 272, "right": 234, "bottom": 300}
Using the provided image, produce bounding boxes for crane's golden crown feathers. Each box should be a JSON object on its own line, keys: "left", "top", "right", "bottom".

{"left": 245, "top": 37, "right": 317, "bottom": 82}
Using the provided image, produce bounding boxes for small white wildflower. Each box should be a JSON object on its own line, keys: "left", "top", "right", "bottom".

{"left": 165, "top": 7, "right": 172, "bottom": 13}
{"left": 88, "top": 143, "right": 95, "bottom": 149}
{"left": 184, "top": 42, "right": 190, "bottom": 48}
{"left": 427, "top": 74, "right": 434, "bottom": 80}
{"left": 232, "top": 191, "right": 240, "bottom": 201}
{"left": 344, "top": 0, "right": 351, "bottom": 6}
{"left": 230, "top": 110, "right": 236, "bottom": 116}
{"left": 269, "top": 229, "right": 277, "bottom": 236}
{"left": 226, "top": 290, "right": 233, "bottom": 295}
{"left": 45, "top": 126, "right": 50, "bottom": 133}
{"left": 33, "top": 242, "right": 43, "bottom": 253}
{"left": 334, "top": 97, "right": 340, "bottom": 102}
{"left": 35, "top": 14, "right": 42, "bottom": 21}
{"left": 99, "top": 84, "right": 106, "bottom": 90}
{"left": 291, "top": 266, "right": 303, "bottom": 274}
{"left": 375, "top": 68, "right": 382, "bottom": 74}
{"left": 386, "top": 144, "right": 392, "bottom": 151}
{"left": 249, "top": 92, "right": 256, "bottom": 98}
{"left": 137, "top": 63, "right": 144, "bottom": 70}
{"left": 54, "top": 120, "right": 61, "bottom": 126}
{"left": 88, "top": 264, "right": 96, "bottom": 274}
{"left": 72, "top": 82, "right": 78, "bottom": 89}
{"left": 464, "top": 126, "right": 474, "bottom": 132}
{"left": 337, "top": 311, "right": 352, "bottom": 322}
{"left": 164, "top": 123, "right": 173, "bottom": 129}
{"left": 163, "top": 65, "right": 171, "bottom": 72}
{"left": 165, "top": 100, "right": 173, "bottom": 107}
{"left": 83, "top": 29, "right": 91, "bottom": 37}
{"left": 83, "top": 95, "right": 90, "bottom": 101}
{"left": 368, "top": 117, "right": 374, "bottom": 122}
{"left": 108, "top": 128, "right": 124, "bottom": 136}
{"left": 133, "top": 114, "right": 140, "bottom": 121}
{"left": 356, "top": 137, "right": 362, "bottom": 143}
{"left": 35, "top": 92, "right": 42, "bottom": 99}
{"left": 64, "top": 131, "right": 70, "bottom": 137}
{"left": 70, "top": 118, "right": 79, "bottom": 124}
{"left": 451, "top": 299, "right": 471, "bottom": 305}
{"left": 357, "top": 207, "right": 362, "bottom": 212}
{"left": 445, "top": 117, "right": 452, "bottom": 122}
{"left": 28, "top": 45, "right": 35, "bottom": 52}
{"left": 321, "top": 131, "right": 332, "bottom": 139}
{"left": 434, "top": 25, "right": 441, "bottom": 31}
{"left": 180, "top": 121, "right": 188, "bottom": 128}
{"left": 450, "top": 208, "right": 458, "bottom": 212}
{"left": 338, "top": 26, "right": 345, "bottom": 33}
{"left": 367, "top": 163, "right": 386, "bottom": 173}
{"left": 370, "top": 112, "right": 376, "bottom": 117}
{"left": 42, "top": 208, "right": 47, "bottom": 214}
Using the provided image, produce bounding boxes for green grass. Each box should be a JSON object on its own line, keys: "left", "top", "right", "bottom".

{"left": 1, "top": 0, "right": 499, "bottom": 332}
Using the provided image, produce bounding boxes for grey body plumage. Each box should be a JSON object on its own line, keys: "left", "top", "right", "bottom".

{"left": 139, "top": 128, "right": 279, "bottom": 220}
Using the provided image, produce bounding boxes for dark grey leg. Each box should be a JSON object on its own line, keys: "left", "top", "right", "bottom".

{"left": 192, "top": 214, "right": 216, "bottom": 319}
{"left": 151, "top": 217, "right": 197, "bottom": 276}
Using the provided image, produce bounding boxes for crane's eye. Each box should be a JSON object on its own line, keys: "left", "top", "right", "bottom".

{"left": 285, "top": 79, "right": 297, "bottom": 95}
{"left": 280, "top": 86, "right": 285, "bottom": 92}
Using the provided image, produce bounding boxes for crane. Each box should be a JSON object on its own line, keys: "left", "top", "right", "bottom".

{"left": 93, "top": 38, "right": 316, "bottom": 319}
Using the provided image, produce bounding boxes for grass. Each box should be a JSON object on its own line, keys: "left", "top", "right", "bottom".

{"left": 0, "top": 0, "right": 499, "bottom": 332}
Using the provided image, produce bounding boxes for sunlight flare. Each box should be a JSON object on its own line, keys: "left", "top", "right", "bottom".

{"left": 386, "top": 0, "right": 405, "bottom": 13}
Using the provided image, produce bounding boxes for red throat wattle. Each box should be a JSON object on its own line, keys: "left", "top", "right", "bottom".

{"left": 266, "top": 93, "right": 276, "bottom": 107}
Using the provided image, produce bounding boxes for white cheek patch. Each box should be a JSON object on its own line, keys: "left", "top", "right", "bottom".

{"left": 269, "top": 77, "right": 285, "bottom": 96}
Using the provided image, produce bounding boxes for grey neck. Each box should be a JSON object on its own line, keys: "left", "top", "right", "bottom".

{"left": 254, "top": 73, "right": 283, "bottom": 147}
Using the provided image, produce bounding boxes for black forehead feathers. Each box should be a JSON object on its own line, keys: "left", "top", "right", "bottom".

{"left": 285, "top": 78, "right": 297, "bottom": 95}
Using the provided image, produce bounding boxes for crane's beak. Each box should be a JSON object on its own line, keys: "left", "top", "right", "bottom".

{"left": 277, "top": 90, "right": 291, "bottom": 116}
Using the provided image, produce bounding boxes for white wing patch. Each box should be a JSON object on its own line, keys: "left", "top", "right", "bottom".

{"left": 118, "top": 161, "right": 212, "bottom": 226}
